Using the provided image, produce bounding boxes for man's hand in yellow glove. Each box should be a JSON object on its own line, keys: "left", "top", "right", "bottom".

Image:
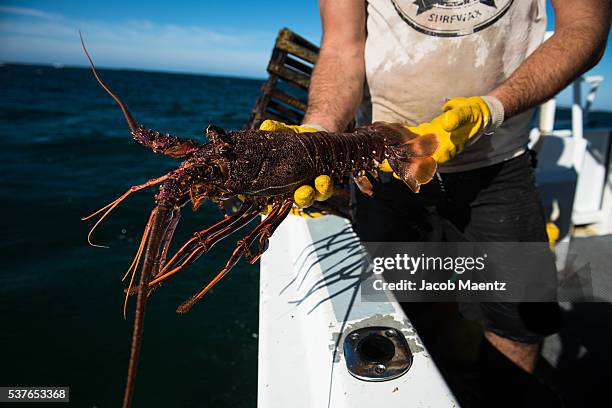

{"left": 259, "top": 119, "right": 334, "bottom": 208}
{"left": 408, "top": 96, "right": 505, "bottom": 164}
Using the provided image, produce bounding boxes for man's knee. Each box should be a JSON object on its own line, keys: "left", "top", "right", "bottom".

{"left": 484, "top": 330, "right": 539, "bottom": 373}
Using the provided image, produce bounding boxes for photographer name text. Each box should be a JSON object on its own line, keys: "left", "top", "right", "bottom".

{"left": 373, "top": 279, "right": 507, "bottom": 292}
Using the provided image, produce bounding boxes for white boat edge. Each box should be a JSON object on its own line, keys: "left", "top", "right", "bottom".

{"left": 259, "top": 215, "right": 459, "bottom": 407}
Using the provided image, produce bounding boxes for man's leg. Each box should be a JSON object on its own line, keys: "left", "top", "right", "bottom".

{"left": 439, "top": 152, "right": 561, "bottom": 373}
{"left": 484, "top": 330, "right": 539, "bottom": 373}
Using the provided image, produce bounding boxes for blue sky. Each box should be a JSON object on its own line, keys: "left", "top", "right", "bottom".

{"left": 1, "top": 1, "right": 611, "bottom": 109}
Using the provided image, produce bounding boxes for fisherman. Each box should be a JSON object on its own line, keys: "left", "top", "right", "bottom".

{"left": 261, "top": 0, "right": 610, "bottom": 404}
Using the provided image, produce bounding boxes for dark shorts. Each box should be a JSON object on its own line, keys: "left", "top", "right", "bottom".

{"left": 352, "top": 151, "right": 562, "bottom": 343}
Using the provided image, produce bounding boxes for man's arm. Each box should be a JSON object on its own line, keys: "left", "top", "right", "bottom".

{"left": 302, "top": 0, "right": 366, "bottom": 132}
{"left": 489, "top": 0, "right": 611, "bottom": 120}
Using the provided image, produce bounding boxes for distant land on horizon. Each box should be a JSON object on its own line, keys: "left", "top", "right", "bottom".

{"left": 3, "top": 62, "right": 611, "bottom": 117}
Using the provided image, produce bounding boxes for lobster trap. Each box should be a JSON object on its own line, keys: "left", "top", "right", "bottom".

{"left": 247, "top": 28, "right": 319, "bottom": 129}
{"left": 247, "top": 28, "right": 352, "bottom": 219}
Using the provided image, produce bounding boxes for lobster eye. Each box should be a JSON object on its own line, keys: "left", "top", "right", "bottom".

{"left": 218, "top": 143, "right": 231, "bottom": 154}
{"left": 206, "top": 124, "right": 233, "bottom": 146}
{"left": 212, "top": 160, "right": 228, "bottom": 177}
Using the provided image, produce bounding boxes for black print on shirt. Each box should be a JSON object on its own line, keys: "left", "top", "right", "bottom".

{"left": 392, "top": 0, "right": 514, "bottom": 37}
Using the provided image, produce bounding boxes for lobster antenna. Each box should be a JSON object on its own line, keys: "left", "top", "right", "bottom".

{"left": 122, "top": 206, "right": 170, "bottom": 408}
{"left": 79, "top": 30, "right": 138, "bottom": 134}
{"left": 81, "top": 174, "right": 171, "bottom": 248}
{"left": 122, "top": 211, "right": 154, "bottom": 320}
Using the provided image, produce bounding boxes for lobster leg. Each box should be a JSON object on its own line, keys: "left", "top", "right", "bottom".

{"left": 148, "top": 204, "right": 262, "bottom": 287}
{"left": 244, "top": 199, "right": 293, "bottom": 264}
{"left": 158, "top": 202, "right": 253, "bottom": 275}
{"left": 156, "top": 208, "right": 182, "bottom": 271}
{"left": 175, "top": 199, "right": 292, "bottom": 314}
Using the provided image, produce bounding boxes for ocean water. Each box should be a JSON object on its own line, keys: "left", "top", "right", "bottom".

{"left": 0, "top": 64, "right": 264, "bottom": 407}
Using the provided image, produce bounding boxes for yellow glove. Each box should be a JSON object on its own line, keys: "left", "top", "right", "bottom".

{"left": 546, "top": 222, "right": 560, "bottom": 250}
{"left": 259, "top": 119, "right": 334, "bottom": 208}
{"left": 379, "top": 96, "right": 504, "bottom": 172}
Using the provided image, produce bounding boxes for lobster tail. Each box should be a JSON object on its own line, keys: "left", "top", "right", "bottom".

{"left": 390, "top": 156, "right": 437, "bottom": 193}
{"left": 372, "top": 123, "right": 438, "bottom": 193}
{"left": 390, "top": 133, "right": 438, "bottom": 159}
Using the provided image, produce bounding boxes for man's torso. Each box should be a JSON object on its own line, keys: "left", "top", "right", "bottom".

{"left": 362, "top": 0, "right": 547, "bottom": 172}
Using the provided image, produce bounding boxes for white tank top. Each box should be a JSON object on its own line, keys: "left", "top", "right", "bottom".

{"left": 362, "top": 0, "right": 547, "bottom": 172}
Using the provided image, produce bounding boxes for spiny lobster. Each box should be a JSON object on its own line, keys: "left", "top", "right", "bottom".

{"left": 79, "top": 34, "right": 438, "bottom": 408}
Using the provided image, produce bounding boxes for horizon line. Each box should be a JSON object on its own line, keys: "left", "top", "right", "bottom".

{"left": 0, "top": 60, "right": 269, "bottom": 82}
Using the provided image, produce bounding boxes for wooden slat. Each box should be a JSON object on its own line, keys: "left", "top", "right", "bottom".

{"left": 285, "top": 55, "right": 313, "bottom": 76}
{"left": 269, "top": 89, "right": 307, "bottom": 112}
{"left": 286, "top": 29, "right": 319, "bottom": 54}
{"left": 275, "top": 29, "right": 319, "bottom": 64}
{"left": 267, "top": 99, "right": 304, "bottom": 123}
{"left": 267, "top": 63, "right": 310, "bottom": 89}
{"left": 261, "top": 111, "right": 290, "bottom": 124}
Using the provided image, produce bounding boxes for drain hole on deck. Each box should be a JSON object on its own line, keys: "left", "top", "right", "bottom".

{"left": 357, "top": 334, "right": 395, "bottom": 362}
